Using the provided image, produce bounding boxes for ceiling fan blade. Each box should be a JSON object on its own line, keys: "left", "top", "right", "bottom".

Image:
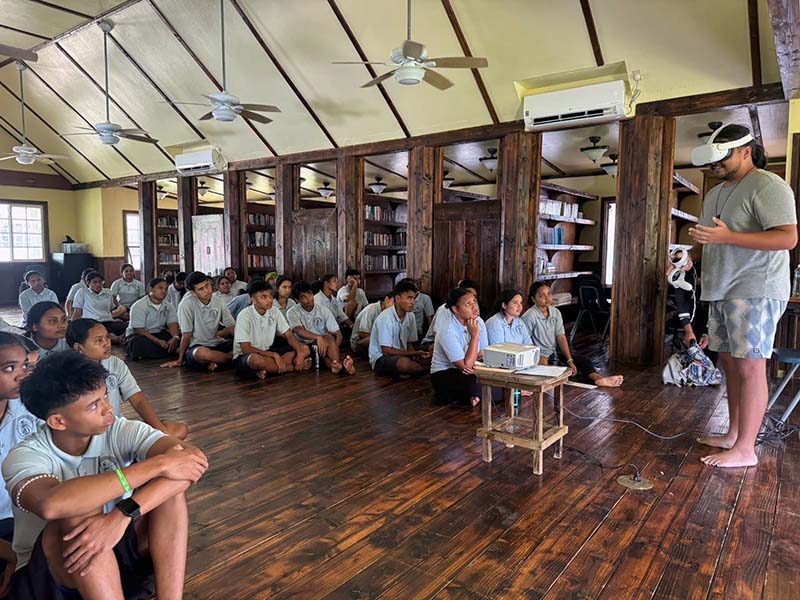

{"left": 73, "top": 126, "right": 99, "bottom": 132}
{"left": 36, "top": 157, "right": 55, "bottom": 164}
{"left": 118, "top": 133, "right": 159, "bottom": 143}
{"left": 158, "top": 100, "right": 211, "bottom": 107}
{"left": 117, "top": 128, "right": 149, "bottom": 136}
{"left": 238, "top": 103, "right": 281, "bottom": 113}
{"left": 427, "top": 56, "right": 488, "bottom": 69}
{"left": 38, "top": 153, "right": 70, "bottom": 160}
{"left": 332, "top": 61, "right": 387, "bottom": 65}
{"left": 362, "top": 69, "right": 397, "bottom": 88}
{"left": 0, "top": 43, "right": 38, "bottom": 62}
{"left": 239, "top": 110, "right": 272, "bottom": 125}
{"left": 61, "top": 132, "right": 99, "bottom": 137}
{"left": 423, "top": 68, "right": 454, "bottom": 91}
{"left": 199, "top": 111, "right": 215, "bottom": 121}
{"left": 0, "top": 155, "right": 17, "bottom": 162}
{"left": 402, "top": 40, "right": 425, "bottom": 61}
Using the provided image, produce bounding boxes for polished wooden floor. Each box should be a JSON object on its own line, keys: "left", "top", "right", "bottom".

{"left": 2, "top": 307, "right": 798, "bottom": 599}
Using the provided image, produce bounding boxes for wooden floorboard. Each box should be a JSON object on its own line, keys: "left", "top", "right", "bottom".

{"left": 1, "top": 306, "right": 798, "bottom": 599}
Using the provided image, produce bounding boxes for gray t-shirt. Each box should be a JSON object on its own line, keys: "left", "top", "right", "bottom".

{"left": 700, "top": 169, "right": 796, "bottom": 301}
{"left": 521, "top": 305, "right": 565, "bottom": 357}
{"left": 412, "top": 293, "right": 435, "bottom": 338}
{"left": 177, "top": 294, "right": 235, "bottom": 347}
{"left": 126, "top": 296, "right": 178, "bottom": 336}
{"left": 110, "top": 278, "right": 146, "bottom": 309}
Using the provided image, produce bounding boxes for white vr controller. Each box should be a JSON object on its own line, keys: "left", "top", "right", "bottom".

{"left": 668, "top": 250, "right": 692, "bottom": 291}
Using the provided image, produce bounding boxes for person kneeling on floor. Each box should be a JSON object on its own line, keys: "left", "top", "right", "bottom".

{"left": 2, "top": 351, "right": 208, "bottom": 600}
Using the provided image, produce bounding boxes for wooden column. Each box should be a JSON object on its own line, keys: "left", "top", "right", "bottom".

{"left": 138, "top": 180, "right": 157, "bottom": 281}
{"left": 223, "top": 169, "right": 247, "bottom": 274}
{"left": 610, "top": 115, "right": 676, "bottom": 366}
{"left": 274, "top": 163, "right": 298, "bottom": 276}
{"left": 498, "top": 131, "right": 542, "bottom": 293}
{"left": 176, "top": 176, "right": 196, "bottom": 273}
{"left": 336, "top": 155, "right": 364, "bottom": 280}
{"left": 407, "top": 145, "right": 441, "bottom": 294}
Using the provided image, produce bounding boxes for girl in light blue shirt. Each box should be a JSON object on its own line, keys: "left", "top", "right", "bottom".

{"left": 485, "top": 289, "right": 533, "bottom": 346}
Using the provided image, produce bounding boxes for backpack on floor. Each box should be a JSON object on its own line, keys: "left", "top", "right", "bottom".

{"left": 662, "top": 343, "right": 722, "bottom": 387}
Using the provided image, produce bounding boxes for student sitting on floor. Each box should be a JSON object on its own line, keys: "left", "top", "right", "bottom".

{"left": 25, "top": 301, "right": 69, "bottom": 359}
{"left": 161, "top": 269, "right": 176, "bottom": 284}
{"left": 486, "top": 289, "right": 534, "bottom": 346}
{"left": 213, "top": 275, "right": 238, "bottom": 304}
{"left": 368, "top": 280, "right": 431, "bottom": 377}
{"left": 227, "top": 288, "right": 253, "bottom": 319}
{"left": 264, "top": 271, "right": 279, "bottom": 289}
{"left": 336, "top": 269, "right": 369, "bottom": 320}
{"left": 421, "top": 279, "right": 479, "bottom": 350}
{"left": 274, "top": 276, "right": 297, "bottom": 318}
{"left": 161, "top": 271, "right": 235, "bottom": 372}
{"left": 68, "top": 318, "right": 188, "bottom": 439}
{"left": 71, "top": 271, "right": 128, "bottom": 342}
{"left": 314, "top": 273, "right": 353, "bottom": 330}
{"left": 109, "top": 263, "right": 146, "bottom": 312}
{"left": 233, "top": 280, "right": 311, "bottom": 380}
{"left": 223, "top": 267, "right": 247, "bottom": 296}
{"left": 2, "top": 351, "right": 207, "bottom": 600}
{"left": 18, "top": 270, "right": 59, "bottom": 328}
{"left": 287, "top": 282, "right": 355, "bottom": 375}
{"left": 0, "top": 318, "right": 23, "bottom": 335}
{"left": 124, "top": 278, "right": 181, "bottom": 361}
{"left": 167, "top": 271, "right": 188, "bottom": 309}
{"left": 0, "top": 333, "right": 44, "bottom": 597}
{"left": 522, "top": 281, "right": 623, "bottom": 388}
{"left": 430, "top": 287, "right": 488, "bottom": 407}
{"left": 401, "top": 278, "right": 434, "bottom": 343}
{"left": 350, "top": 293, "right": 393, "bottom": 357}
{"left": 65, "top": 268, "right": 94, "bottom": 317}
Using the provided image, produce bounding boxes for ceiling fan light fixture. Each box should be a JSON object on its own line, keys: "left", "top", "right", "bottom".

{"left": 442, "top": 169, "right": 454, "bottom": 189}
{"left": 580, "top": 135, "right": 608, "bottom": 163}
{"left": 212, "top": 106, "right": 237, "bottom": 122}
{"left": 601, "top": 153, "right": 619, "bottom": 178}
{"left": 479, "top": 148, "right": 498, "bottom": 172}
{"left": 394, "top": 65, "right": 425, "bottom": 85}
{"left": 197, "top": 181, "right": 209, "bottom": 198}
{"left": 15, "top": 154, "right": 35, "bottom": 165}
{"left": 318, "top": 181, "right": 334, "bottom": 198}
{"left": 369, "top": 177, "right": 387, "bottom": 195}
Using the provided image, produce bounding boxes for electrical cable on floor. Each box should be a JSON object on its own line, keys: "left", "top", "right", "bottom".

{"left": 756, "top": 414, "right": 799, "bottom": 447}
{"left": 562, "top": 406, "right": 699, "bottom": 440}
{"left": 565, "top": 446, "right": 641, "bottom": 480}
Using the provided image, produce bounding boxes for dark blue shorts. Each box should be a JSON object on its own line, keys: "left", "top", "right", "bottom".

{"left": 184, "top": 339, "right": 234, "bottom": 371}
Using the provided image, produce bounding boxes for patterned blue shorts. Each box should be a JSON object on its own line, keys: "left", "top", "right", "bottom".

{"left": 707, "top": 298, "right": 787, "bottom": 359}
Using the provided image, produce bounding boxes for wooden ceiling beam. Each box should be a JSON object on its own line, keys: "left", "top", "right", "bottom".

{"left": 767, "top": 0, "right": 800, "bottom": 99}
{"left": 636, "top": 82, "right": 784, "bottom": 116}
{"left": 145, "top": 0, "right": 277, "bottom": 156}
{"left": 364, "top": 158, "right": 408, "bottom": 180}
{"left": 443, "top": 156, "right": 490, "bottom": 183}
{"left": 327, "top": 0, "right": 411, "bottom": 138}
{"left": 0, "top": 168, "right": 72, "bottom": 190}
{"left": 440, "top": 0, "right": 499, "bottom": 124}
{"left": 748, "top": 105, "right": 763, "bottom": 145}
{"left": 542, "top": 157, "right": 566, "bottom": 177}
{"left": 0, "top": 78, "right": 108, "bottom": 180}
{"left": 301, "top": 164, "right": 336, "bottom": 180}
{"left": 579, "top": 0, "right": 604, "bottom": 67}
{"left": 23, "top": 61, "right": 142, "bottom": 175}
{"left": 228, "top": 0, "right": 338, "bottom": 149}
{"left": 0, "top": 0, "right": 146, "bottom": 69}
{"left": 747, "top": 0, "right": 762, "bottom": 88}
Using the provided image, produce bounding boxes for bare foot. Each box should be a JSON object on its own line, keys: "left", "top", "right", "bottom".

{"left": 696, "top": 433, "right": 736, "bottom": 449}
{"left": 330, "top": 360, "right": 342, "bottom": 374}
{"left": 256, "top": 369, "right": 267, "bottom": 380}
{"left": 206, "top": 362, "right": 218, "bottom": 372}
{"left": 700, "top": 447, "right": 758, "bottom": 468}
{"left": 471, "top": 396, "right": 481, "bottom": 407}
{"left": 302, "top": 358, "right": 312, "bottom": 371}
{"left": 594, "top": 375, "right": 623, "bottom": 387}
{"left": 342, "top": 355, "right": 356, "bottom": 375}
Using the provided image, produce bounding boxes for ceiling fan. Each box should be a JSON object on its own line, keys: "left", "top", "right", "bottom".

{"left": 0, "top": 62, "right": 68, "bottom": 166}
{"left": 163, "top": 0, "right": 280, "bottom": 124}
{"left": 333, "top": 0, "right": 488, "bottom": 90}
{"left": 63, "top": 20, "right": 158, "bottom": 146}
{"left": 0, "top": 43, "right": 37, "bottom": 62}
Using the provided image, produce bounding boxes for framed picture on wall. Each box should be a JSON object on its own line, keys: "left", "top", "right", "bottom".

{"left": 192, "top": 214, "right": 225, "bottom": 276}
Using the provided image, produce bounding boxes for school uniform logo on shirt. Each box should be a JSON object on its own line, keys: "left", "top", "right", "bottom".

{"left": 106, "top": 374, "right": 118, "bottom": 392}
{"left": 15, "top": 415, "right": 37, "bottom": 439}
{"left": 98, "top": 456, "right": 121, "bottom": 473}
{"left": 313, "top": 317, "right": 323, "bottom": 330}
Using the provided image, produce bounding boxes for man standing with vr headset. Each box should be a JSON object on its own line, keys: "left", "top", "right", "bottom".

{"left": 686, "top": 123, "right": 797, "bottom": 468}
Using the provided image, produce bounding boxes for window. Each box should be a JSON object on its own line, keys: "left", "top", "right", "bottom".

{"left": 603, "top": 201, "right": 617, "bottom": 287}
{"left": 123, "top": 211, "right": 141, "bottom": 272}
{"left": 0, "top": 202, "right": 45, "bottom": 262}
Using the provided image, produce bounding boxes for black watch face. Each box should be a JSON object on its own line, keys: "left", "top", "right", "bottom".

{"left": 117, "top": 497, "right": 140, "bottom": 518}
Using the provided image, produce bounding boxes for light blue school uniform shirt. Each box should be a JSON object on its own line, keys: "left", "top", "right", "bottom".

{"left": 367, "top": 307, "right": 418, "bottom": 368}
{"left": 422, "top": 303, "right": 450, "bottom": 345}
{"left": 100, "top": 356, "right": 141, "bottom": 416}
{"left": 521, "top": 305, "right": 565, "bottom": 357}
{"left": 286, "top": 302, "right": 339, "bottom": 341}
{"left": 0, "top": 400, "right": 43, "bottom": 519}
{"left": 227, "top": 293, "right": 252, "bottom": 319}
{"left": 18, "top": 287, "right": 58, "bottom": 327}
{"left": 412, "top": 292, "right": 435, "bottom": 339}
{"left": 126, "top": 296, "right": 178, "bottom": 336}
{"left": 336, "top": 285, "right": 369, "bottom": 318}
{"left": 73, "top": 287, "right": 115, "bottom": 322}
{"left": 33, "top": 337, "right": 68, "bottom": 359}
{"left": 110, "top": 278, "right": 146, "bottom": 309}
{"left": 485, "top": 312, "right": 533, "bottom": 346}
{"left": 430, "top": 311, "right": 488, "bottom": 374}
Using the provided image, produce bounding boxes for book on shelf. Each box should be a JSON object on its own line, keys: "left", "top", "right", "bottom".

{"left": 538, "top": 222, "right": 565, "bottom": 245}
{"left": 247, "top": 254, "right": 276, "bottom": 269}
{"left": 364, "top": 254, "right": 406, "bottom": 271}
{"left": 551, "top": 293, "right": 573, "bottom": 307}
{"left": 539, "top": 198, "right": 579, "bottom": 218}
{"left": 364, "top": 231, "right": 407, "bottom": 246}
{"left": 156, "top": 216, "right": 178, "bottom": 228}
{"left": 157, "top": 252, "right": 179, "bottom": 264}
{"left": 157, "top": 233, "right": 178, "bottom": 246}
{"left": 246, "top": 212, "right": 275, "bottom": 227}
{"left": 364, "top": 205, "right": 406, "bottom": 223}
{"left": 246, "top": 231, "right": 275, "bottom": 246}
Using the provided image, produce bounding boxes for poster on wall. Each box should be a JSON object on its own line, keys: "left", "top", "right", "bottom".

{"left": 192, "top": 214, "right": 225, "bottom": 276}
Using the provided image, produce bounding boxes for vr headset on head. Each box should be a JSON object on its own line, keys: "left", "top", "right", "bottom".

{"left": 691, "top": 125, "right": 753, "bottom": 166}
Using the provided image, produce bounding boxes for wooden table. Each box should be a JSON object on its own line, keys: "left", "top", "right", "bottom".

{"left": 475, "top": 365, "right": 570, "bottom": 475}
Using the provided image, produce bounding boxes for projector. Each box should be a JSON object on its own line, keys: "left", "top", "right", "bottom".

{"left": 483, "top": 343, "right": 540, "bottom": 370}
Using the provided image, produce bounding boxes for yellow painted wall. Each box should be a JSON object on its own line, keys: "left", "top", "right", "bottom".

{"left": 787, "top": 98, "right": 800, "bottom": 185}
{"left": 72, "top": 188, "right": 104, "bottom": 256}
{"left": 0, "top": 185, "right": 78, "bottom": 252}
{"left": 100, "top": 187, "right": 139, "bottom": 257}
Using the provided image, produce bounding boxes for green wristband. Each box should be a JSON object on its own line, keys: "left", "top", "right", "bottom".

{"left": 114, "top": 468, "right": 132, "bottom": 494}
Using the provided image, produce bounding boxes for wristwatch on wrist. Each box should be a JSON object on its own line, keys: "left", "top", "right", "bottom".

{"left": 116, "top": 497, "right": 141, "bottom": 521}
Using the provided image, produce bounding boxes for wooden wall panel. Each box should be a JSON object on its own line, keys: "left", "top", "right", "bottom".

{"left": 224, "top": 169, "right": 247, "bottom": 272}
{"left": 407, "top": 146, "right": 441, "bottom": 293}
{"left": 290, "top": 208, "right": 338, "bottom": 283}
{"left": 176, "top": 176, "right": 196, "bottom": 273}
{"left": 275, "top": 163, "right": 298, "bottom": 275}
{"left": 138, "top": 180, "right": 156, "bottom": 281}
{"left": 610, "top": 115, "right": 676, "bottom": 366}
{"left": 336, "top": 155, "right": 364, "bottom": 279}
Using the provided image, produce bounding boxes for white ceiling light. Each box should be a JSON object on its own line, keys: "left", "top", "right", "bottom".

{"left": 318, "top": 181, "right": 334, "bottom": 198}
{"left": 479, "top": 148, "right": 498, "bottom": 172}
{"left": 580, "top": 136, "right": 608, "bottom": 163}
{"left": 369, "top": 176, "right": 387, "bottom": 194}
{"left": 157, "top": 186, "right": 168, "bottom": 200}
{"left": 197, "top": 180, "right": 209, "bottom": 198}
{"left": 601, "top": 153, "right": 618, "bottom": 178}
{"left": 442, "top": 169, "right": 454, "bottom": 188}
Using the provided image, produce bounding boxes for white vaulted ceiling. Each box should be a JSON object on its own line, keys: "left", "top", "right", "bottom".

{"left": 0, "top": 0, "right": 788, "bottom": 185}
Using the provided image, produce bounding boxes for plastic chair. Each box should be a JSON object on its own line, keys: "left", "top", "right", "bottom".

{"left": 766, "top": 348, "right": 800, "bottom": 427}
{"left": 569, "top": 275, "right": 610, "bottom": 344}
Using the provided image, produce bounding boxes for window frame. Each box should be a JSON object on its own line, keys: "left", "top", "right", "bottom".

{"left": 0, "top": 199, "right": 50, "bottom": 263}
{"left": 601, "top": 198, "right": 617, "bottom": 288}
{"left": 122, "top": 209, "right": 142, "bottom": 274}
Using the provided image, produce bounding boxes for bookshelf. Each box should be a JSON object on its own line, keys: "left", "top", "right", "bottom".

{"left": 155, "top": 208, "right": 179, "bottom": 273}
{"left": 363, "top": 192, "right": 407, "bottom": 298}
{"left": 244, "top": 202, "right": 276, "bottom": 279}
{"left": 669, "top": 172, "right": 701, "bottom": 245}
